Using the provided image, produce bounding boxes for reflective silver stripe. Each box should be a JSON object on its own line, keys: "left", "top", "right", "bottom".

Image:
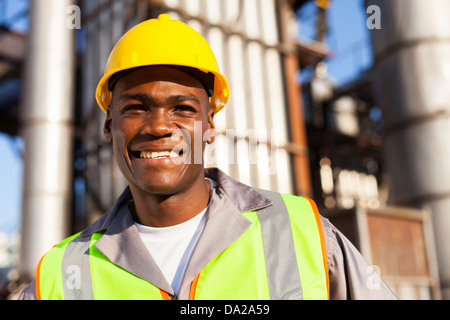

{"left": 256, "top": 189, "right": 303, "bottom": 300}
{"left": 61, "top": 235, "right": 94, "bottom": 300}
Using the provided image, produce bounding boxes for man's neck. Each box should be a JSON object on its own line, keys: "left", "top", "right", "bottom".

{"left": 129, "top": 176, "right": 211, "bottom": 228}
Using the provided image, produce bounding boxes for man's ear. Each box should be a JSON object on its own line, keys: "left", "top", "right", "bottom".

{"left": 103, "top": 108, "right": 112, "bottom": 142}
{"left": 206, "top": 109, "right": 215, "bottom": 144}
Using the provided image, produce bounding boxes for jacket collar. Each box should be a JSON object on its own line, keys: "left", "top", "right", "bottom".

{"left": 204, "top": 167, "right": 272, "bottom": 212}
{"left": 79, "top": 167, "right": 273, "bottom": 297}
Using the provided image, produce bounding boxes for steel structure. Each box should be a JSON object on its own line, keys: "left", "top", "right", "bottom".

{"left": 19, "top": 0, "right": 76, "bottom": 280}
{"left": 366, "top": 0, "right": 450, "bottom": 299}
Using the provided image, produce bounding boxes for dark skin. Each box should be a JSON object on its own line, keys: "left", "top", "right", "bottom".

{"left": 103, "top": 66, "right": 215, "bottom": 227}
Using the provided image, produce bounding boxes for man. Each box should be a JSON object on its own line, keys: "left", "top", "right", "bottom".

{"left": 19, "top": 14, "right": 397, "bottom": 300}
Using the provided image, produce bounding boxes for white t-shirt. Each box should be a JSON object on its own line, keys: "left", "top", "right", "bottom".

{"left": 134, "top": 178, "right": 215, "bottom": 296}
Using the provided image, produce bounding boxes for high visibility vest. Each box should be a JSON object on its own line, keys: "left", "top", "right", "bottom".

{"left": 36, "top": 192, "right": 329, "bottom": 300}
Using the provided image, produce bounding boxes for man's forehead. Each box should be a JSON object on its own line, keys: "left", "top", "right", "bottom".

{"left": 109, "top": 66, "right": 210, "bottom": 110}
{"left": 109, "top": 65, "right": 214, "bottom": 96}
{"left": 115, "top": 66, "right": 202, "bottom": 88}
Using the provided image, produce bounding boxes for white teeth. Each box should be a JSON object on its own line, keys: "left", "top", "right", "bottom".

{"left": 140, "top": 151, "right": 179, "bottom": 159}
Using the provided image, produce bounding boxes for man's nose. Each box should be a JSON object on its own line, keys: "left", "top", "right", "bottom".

{"left": 140, "top": 109, "right": 176, "bottom": 137}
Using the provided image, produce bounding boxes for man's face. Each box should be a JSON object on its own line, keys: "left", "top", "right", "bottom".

{"left": 104, "top": 66, "right": 215, "bottom": 195}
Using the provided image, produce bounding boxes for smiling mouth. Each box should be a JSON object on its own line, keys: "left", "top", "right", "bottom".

{"left": 131, "top": 150, "right": 184, "bottom": 159}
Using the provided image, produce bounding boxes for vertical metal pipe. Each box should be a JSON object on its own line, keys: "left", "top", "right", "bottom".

{"left": 19, "top": 0, "right": 75, "bottom": 280}
{"left": 277, "top": 0, "right": 312, "bottom": 197}
{"left": 366, "top": 0, "right": 450, "bottom": 299}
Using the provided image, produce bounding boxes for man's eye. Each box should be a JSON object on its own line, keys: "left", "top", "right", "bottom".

{"left": 122, "top": 104, "right": 147, "bottom": 112}
{"left": 174, "top": 105, "right": 196, "bottom": 113}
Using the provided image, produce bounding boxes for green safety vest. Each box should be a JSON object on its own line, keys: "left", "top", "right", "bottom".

{"left": 36, "top": 191, "right": 330, "bottom": 300}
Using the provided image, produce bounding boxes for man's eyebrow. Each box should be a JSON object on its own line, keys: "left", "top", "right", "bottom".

{"left": 120, "top": 93, "right": 153, "bottom": 103}
{"left": 167, "top": 94, "right": 201, "bottom": 105}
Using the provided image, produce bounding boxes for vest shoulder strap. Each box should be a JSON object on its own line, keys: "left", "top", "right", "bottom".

{"left": 255, "top": 188, "right": 303, "bottom": 299}
{"left": 255, "top": 188, "right": 329, "bottom": 300}
{"left": 36, "top": 232, "right": 81, "bottom": 299}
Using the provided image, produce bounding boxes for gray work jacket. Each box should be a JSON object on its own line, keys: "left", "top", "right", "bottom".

{"left": 18, "top": 167, "right": 397, "bottom": 300}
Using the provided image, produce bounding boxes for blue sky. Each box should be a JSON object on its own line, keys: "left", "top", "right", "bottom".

{"left": 0, "top": 0, "right": 28, "bottom": 236}
{"left": 0, "top": 0, "right": 373, "bottom": 236}
{"left": 0, "top": 134, "right": 23, "bottom": 235}
{"left": 324, "top": 0, "right": 373, "bottom": 83}
{"left": 298, "top": 0, "right": 373, "bottom": 84}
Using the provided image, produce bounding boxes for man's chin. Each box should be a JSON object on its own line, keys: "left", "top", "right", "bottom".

{"left": 128, "top": 163, "right": 205, "bottom": 196}
{"left": 139, "top": 184, "right": 180, "bottom": 196}
{"left": 132, "top": 176, "right": 182, "bottom": 195}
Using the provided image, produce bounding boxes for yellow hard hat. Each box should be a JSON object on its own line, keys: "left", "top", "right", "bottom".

{"left": 96, "top": 14, "right": 229, "bottom": 113}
